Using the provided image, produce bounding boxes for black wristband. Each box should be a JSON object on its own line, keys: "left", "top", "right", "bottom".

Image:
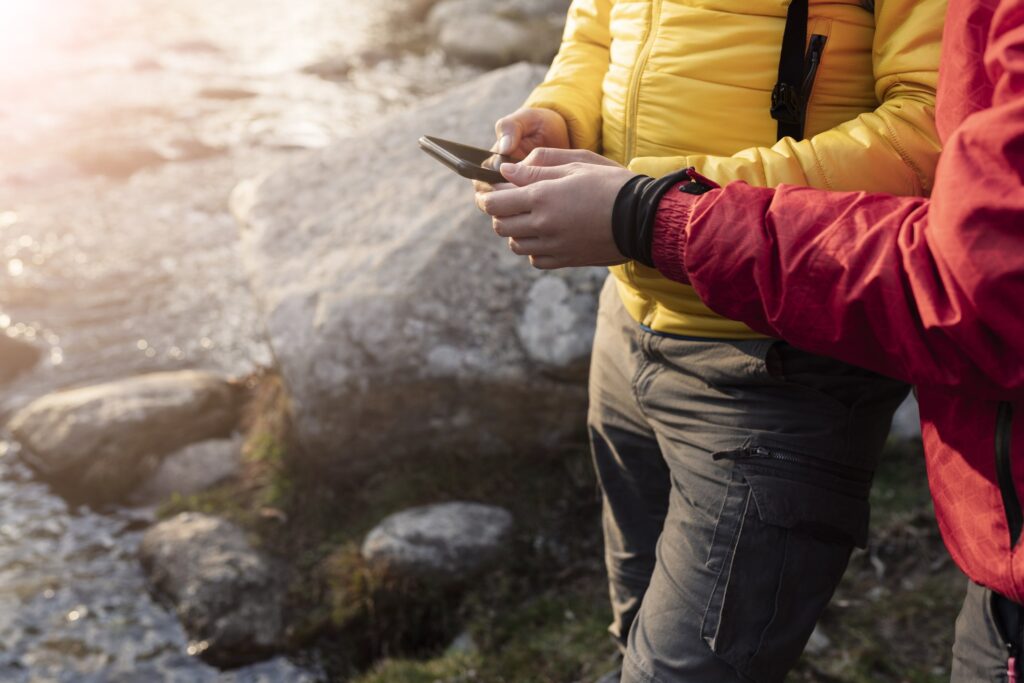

{"left": 612, "top": 168, "right": 698, "bottom": 267}
{"left": 611, "top": 175, "right": 655, "bottom": 265}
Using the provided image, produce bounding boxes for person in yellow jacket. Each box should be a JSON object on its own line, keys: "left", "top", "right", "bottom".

{"left": 477, "top": 1, "right": 945, "bottom": 681}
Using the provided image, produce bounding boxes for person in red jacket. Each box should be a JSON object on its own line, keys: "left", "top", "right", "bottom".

{"left": 476, "top": 0, "right": 1024, "bottom": 677}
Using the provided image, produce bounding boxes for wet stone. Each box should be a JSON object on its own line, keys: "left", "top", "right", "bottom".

{"left": 362, "top": 502, "right": 514, "bottom": 584}
{"left": 129, "top": 435, "right": 244, "bottom": 506}
{"left": 7, "top": 371, "right": 243, "bottom": 504}
{"left": 139, "top": 513, "right": 285, "bottom": 667}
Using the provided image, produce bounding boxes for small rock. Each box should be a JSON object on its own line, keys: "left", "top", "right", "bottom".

{"left": 67, "top": 139, "right": 166, "bottom": 178}
{"left": 301, "top": 57, "right": 353, "bottom": 80}
{"left": 197, "top": 87, "right": 258, "bottom": 100}
{"left": 446, "top": 630, "right": 478, "bottom": 655}
{"left": 518, "top": 270, "right": 606, "bottom": 377}
{"left": 129, "top": 435, "right": 243, "bottom": 506}
{"left": 7, "top": 371, "right": 242, "bottom": 503}
{"left": 161, "top": 140, "right": 224, "bottom": 165}
{"left": 140, "top": 513, "right": 284, "bottom": 667}
{"left": 866, "top": 585, "right": 888, "bottom": 602}
{"left": 804, "top": 624, "right": 832, "bottom": 656}
{"left": 0, "top": 334, "right": 42, "bottom": 386}
{"left": 889, "top": 394, "right": 922, "bottom": 441}
{"left": 362, "top": 502, "right": 513, "bottom": 584}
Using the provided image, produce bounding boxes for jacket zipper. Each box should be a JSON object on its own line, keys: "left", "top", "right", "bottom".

{"left": 734, "top": 446, "right": 873, "bottom": 484}
{"left": 996, "top": 401, "right": 1021, "bottom": 547}
{"left": 624, "top": 0, "right": 662, "bottom": 164}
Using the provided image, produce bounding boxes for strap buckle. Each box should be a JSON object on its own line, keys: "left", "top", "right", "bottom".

{"left": 770, "top": 82, "right": 802, "bottom": 125}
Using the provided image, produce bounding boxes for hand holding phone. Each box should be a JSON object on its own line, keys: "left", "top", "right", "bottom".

{"left": 418, "top": 136, "right": 512, "bottom": 184}
{"left": 493, "top": 108, "right": 570, "bottom": 159}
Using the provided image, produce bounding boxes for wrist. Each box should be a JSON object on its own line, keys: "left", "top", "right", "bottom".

{"left": 612, "top": 175, "right": 654, "bottom": 263}
{"left": 651, "top": 169, "right": 719, "bottom": 283}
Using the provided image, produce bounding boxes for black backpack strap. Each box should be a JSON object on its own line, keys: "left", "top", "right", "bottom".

{"left": 771, "top": 0, "right": 809, "bottom": 141}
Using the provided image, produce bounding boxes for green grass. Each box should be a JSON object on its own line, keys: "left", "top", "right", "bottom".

{"left": 354, "top": 576, "right": 617, "bottom": 683}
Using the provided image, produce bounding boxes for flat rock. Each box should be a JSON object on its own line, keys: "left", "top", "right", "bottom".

{"left": 7, "top": 371, "right": 242, "bottom": 503}
{"left": 362, "top": 502, "right": 514, "bottom": 583}
{"left": 234, "top": 64, "right": 602, "bottom": 474}
{"left": 129, "top": 434, "right": 243, "bottom": 506}
{"left": 140, "top": 512, "right": 284, "bottom": 667}
{"left": 0, "top": 335, "right": 42, "bottom": 386}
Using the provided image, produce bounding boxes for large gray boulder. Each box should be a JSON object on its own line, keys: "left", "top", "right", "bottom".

{"left": 428, "top": 0, "right": 570, "bottom": 67}
{"left": 7, "top": 371, "right": 242, "bottom": 503}
{"left": 234, "top": 64, "right": 603, "bottom": 472}
{"left": 362, "top": 502, "right": 514, "bottom": 583}
{"left": 139, "top": 513, "right": 284, "bottom": 667}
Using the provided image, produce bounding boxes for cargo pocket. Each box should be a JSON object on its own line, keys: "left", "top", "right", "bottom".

{"left": 700, "top": 447, "right": 870, "bottom": 683}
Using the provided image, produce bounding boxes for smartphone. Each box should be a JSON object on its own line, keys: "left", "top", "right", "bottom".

{"left": 418, "top": 135, "right": 512, "bottom": 184}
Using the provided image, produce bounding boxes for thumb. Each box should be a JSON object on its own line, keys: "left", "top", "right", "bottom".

{"left": 500, "top": 162, "right": 572, "bottom": 186}
{"left": 495, "top": 117, "right": 523, "bottom": 155}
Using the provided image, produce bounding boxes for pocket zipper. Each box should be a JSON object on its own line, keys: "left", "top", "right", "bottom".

{"left": 726, "top": 446, "right": 873, "bottom": 484}
{"left": 801, "top": 35, "right": 828, "bottom": 104}
{"left": 996, "top": 401, "right": 1021, "bottom": 547}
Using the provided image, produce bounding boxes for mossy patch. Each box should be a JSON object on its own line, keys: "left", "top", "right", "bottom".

{"left": 354, "top": 575, "right": 616, "bottom": 683}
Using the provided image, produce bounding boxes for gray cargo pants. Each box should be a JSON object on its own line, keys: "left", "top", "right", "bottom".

{"left": 951, "top": 581, "right": 1022, "bottom": 682}
{"left": 589, "top": 278, "right": 908, "bottom": 683}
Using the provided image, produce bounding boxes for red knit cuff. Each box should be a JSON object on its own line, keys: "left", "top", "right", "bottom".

{"left": 651, "top": 185, "right": 698, "bottom": 285}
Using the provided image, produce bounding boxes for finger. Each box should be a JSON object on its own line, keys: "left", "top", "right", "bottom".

{"left": 472, "top": 179, "right": 493, "bottom": 194}
{"left": 492, "top": 214, "right": 541, "bottom": 239}
{"left": 495, "top": 115, "right": 524, "bottom": 156}
{"left": 500, "top": 162, "right": 572, "bottom": 187}
{"left": 528, "top": 255, "right": 569, "bottom": 270}
{"left": 507, "top": 236, "right": 551, "bottom": 257}
{"left": 478, "top": 186, "right": 534, "bottom": 217}
{"left": 520, "top": 147, "right": 618, "bottom": 168}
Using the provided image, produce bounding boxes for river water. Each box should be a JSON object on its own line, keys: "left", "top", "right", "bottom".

{"left": 0, "top": 0, "right": 480, "bottom": 679}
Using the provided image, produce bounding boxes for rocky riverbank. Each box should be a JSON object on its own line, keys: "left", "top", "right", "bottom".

{"left": 0, "top": 0, "right": 944, "bottom": 680}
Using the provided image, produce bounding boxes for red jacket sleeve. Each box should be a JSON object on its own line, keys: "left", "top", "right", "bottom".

{"left": 652, "top": 0, "right": 1024, "bottom": 397}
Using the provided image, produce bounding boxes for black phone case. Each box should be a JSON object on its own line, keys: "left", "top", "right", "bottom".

{"left": 418, "top": 136, "right": 508, "bottom": 184}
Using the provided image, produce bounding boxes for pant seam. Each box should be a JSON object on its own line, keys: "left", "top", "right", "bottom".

{"left": 702, "top": 487, "right": 752, "bottom": 642}
{"left": 622, "top": 651, "right": 660, "bottom": 683}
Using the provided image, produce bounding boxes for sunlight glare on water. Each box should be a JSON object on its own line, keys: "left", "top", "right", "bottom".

{"left": 0, "top": 0, "right": 84, "bottom": 85}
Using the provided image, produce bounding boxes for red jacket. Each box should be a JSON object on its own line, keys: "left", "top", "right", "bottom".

{"left": 650, "top": 0, "right": 1024, "bottom": 600}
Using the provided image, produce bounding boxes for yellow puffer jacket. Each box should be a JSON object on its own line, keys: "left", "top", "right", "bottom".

{"left": 524, "top": 0, "right": 944, "bottom": 338}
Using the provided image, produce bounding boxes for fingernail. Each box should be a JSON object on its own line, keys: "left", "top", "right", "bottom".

{"left": 500, "top": 162, "right": 518, "bottom": 176}
{"left": 497, "top": 134, "right": 513, "bottom": 155}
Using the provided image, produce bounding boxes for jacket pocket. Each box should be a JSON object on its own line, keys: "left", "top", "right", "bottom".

{"left": 701, "top": 452, "right": 867, "bottom": 683}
